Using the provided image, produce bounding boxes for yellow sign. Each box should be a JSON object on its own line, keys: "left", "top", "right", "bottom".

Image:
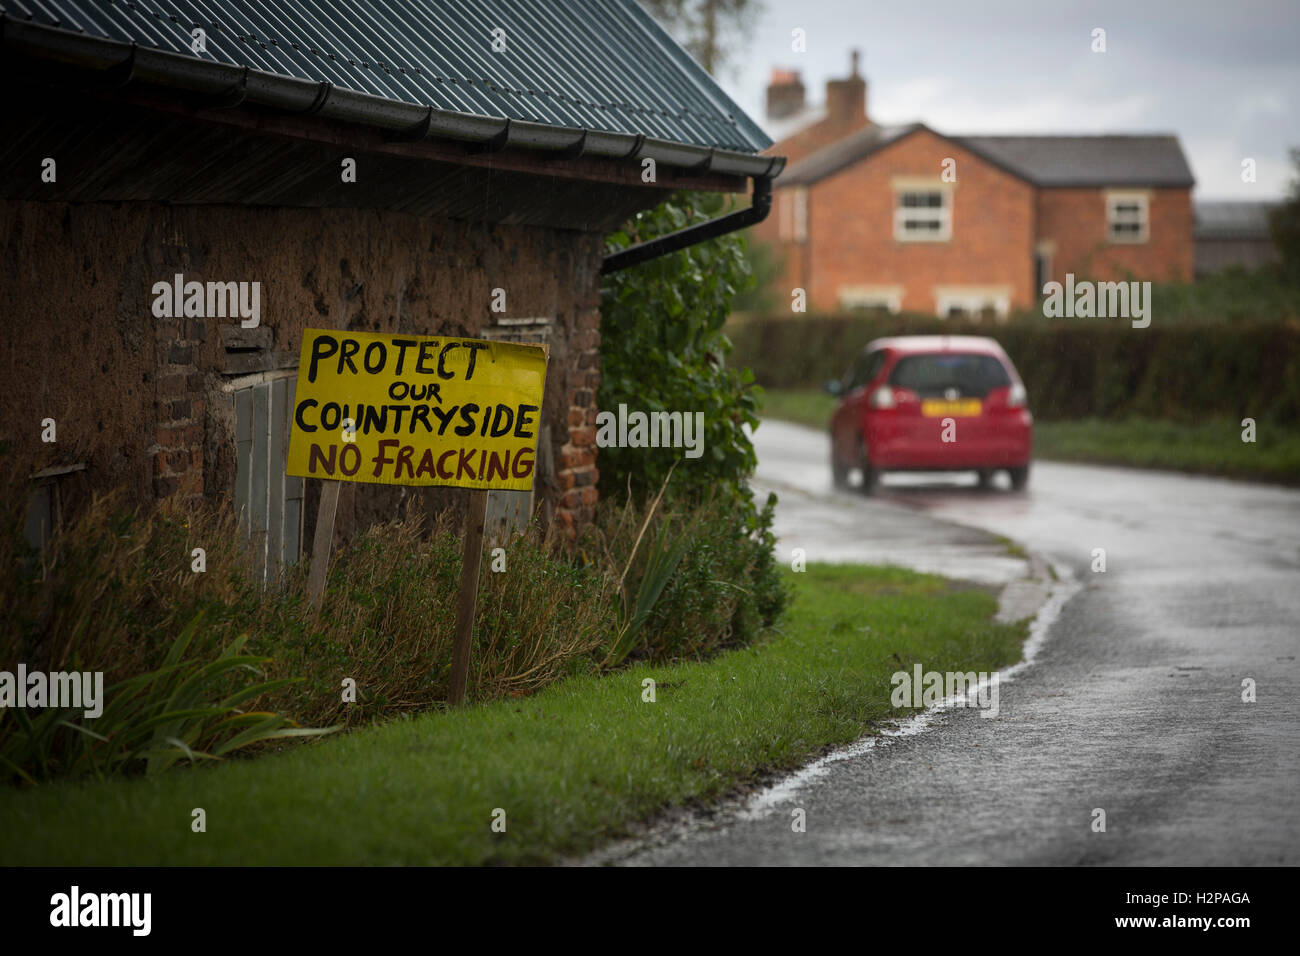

{"left": 286, "top": 329, "right": 547, "bottom": 490}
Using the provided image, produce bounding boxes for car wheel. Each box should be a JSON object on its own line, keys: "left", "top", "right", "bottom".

{"left": 857, "top": 439, "right": 879, "bottom": 495}
{"left": 1008, "top": 465, "right": 1030, "bottom": 491}
{"left": 977, "top": 469, "right": 995, "bottom": 489}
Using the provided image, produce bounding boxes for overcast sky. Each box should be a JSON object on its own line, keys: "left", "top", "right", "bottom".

{"left": 708, "top": 0, "right": 1299, "bottom": 199}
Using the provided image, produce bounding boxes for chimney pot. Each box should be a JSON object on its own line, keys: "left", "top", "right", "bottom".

{"left": 765, "top": 68, "right": 806, "bottom": 120}
{"left": 825, "top": 51, "right": 867, "bottom": 125}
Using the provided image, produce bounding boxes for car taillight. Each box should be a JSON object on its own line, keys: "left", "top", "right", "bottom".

{"left": 1007, "top": 383, "right": 1027, "bottom": 408}
{"left": 869, "top": 385, "right": 896, "bottom": 409}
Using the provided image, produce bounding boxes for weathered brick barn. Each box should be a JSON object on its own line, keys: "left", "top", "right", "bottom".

{"left": 0, "top": 0, "right": 780, "bottom": 572}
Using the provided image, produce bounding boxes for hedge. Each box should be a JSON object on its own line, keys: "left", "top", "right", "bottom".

{"left": 729, "top": 314, "right": 1300, "bottom": 424}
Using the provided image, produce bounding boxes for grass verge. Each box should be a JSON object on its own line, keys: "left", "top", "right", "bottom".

{"left": 759, "top": 388, "right": 1300, "bottom": 484}
{"left": 0, "top": 563, "right": 1025, "bottom": 865}
{"left": 1031, "top": 417, "right": 1300, "bottom": 484}
{"left": 759, "top": 387, "right": 837, "bottom": 429}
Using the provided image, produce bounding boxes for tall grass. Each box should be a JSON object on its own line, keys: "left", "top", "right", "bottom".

{"left": 282, "top": 504, "right": 615, "bottom": 727}
{"left": 2, "top": 480, "right": 785, "bottom": 784}
{"left": 1, "top": 616, "right": 335, "bottom": 784}
{"left": 583, "top": 487, "right": 785, "bottom": 664}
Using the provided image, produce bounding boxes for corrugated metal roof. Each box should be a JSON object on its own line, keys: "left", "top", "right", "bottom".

{"left": 0, "top": 0, "right": 770, "bottom": 152}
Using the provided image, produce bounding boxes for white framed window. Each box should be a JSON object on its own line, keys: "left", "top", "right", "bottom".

{"left": 894, "top": 189, "right": 951, "bottom": 241}
{"left": 779, "top": 187, "right": 808, "bottom": 243}
{"left": 1106, "top": 191, "right": 1149, "bottom": 243}
{"left": 839, "top": 285, "right": 903, "bottom": 314}
{"left": 933, "top": 286, "right": 1011, "bottom": 320}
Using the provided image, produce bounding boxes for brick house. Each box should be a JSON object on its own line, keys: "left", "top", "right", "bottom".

{"left": 0, "top": 0, "right": 778, "bottom": 573}
{"left": 754, "top": 54, "right": 1195, "bottom": 317}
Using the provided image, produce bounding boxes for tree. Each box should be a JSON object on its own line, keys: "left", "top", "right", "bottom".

{"left": 1270, "top": 148, "right": 1300, "bottom": 285}
{"left": 639, "top": 0, "right": 762, "bottom": 76}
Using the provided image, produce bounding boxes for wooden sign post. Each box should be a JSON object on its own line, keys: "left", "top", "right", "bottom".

{"left": 306, "top": 478, "right": 341, "bottom": 610}
{"left": 285, "top": 329, "right": 548, "bottom": 706}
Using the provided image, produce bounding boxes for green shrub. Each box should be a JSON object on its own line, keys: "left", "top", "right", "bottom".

{"left": 584, "top": 486, "right": 785, "bottom": 664}
{"left": 729, "top": 313, "right": 1300, "bottom": 424}
{"left": 595, "top": 192, "right": 787, "bottom": 658}
{"left": 1268, "top": 148, "right": 1300, "bottom": 287}
{"left": 1147, "top": 266, "right": 1300, "bottom": 321}
{"left": 599, "top": 192, "right": 763, "bottom": 508}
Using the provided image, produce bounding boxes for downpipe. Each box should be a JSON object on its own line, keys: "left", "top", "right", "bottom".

{"left": 600, "top": 177, "right": 774, "bottom": 274}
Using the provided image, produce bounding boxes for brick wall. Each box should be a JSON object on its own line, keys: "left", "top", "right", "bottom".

{"left": 0, "top": 202, "right": 157, "bottom": 504}
{"left": 556, "top": 306, "right": 601, "bottom": 535}
{"left": 1038, "top": 186, "right": 1194, "bottom": 284}
{"left": 0, "top": 199, "right": 606, "bottom": 542}
{"left": 795, "top": 128, "right": 1037, "bottom": 313}
{"left": 152, "top": 312, "right": 206, "bottom": 502}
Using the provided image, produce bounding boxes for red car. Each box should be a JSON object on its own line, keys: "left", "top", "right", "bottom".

{"left": 827, "top": 335, "right": 1033, "bottom": 492}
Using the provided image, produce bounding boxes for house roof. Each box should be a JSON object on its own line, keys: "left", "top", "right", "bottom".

{"left": 955, "top": 135, "right": 1195, "bottom": 188}
{"left": 764, "top": 105, "right": 828, "bottom": 144}
{"left": 780, "top": 123, "right": 1194, "bottom": 189}
{"left": 0, "top": 0, "right": 780, "bottom": 176}
{"left": 1194, "top": 200, "right": 1278, "bottom": 240}
{"left": 779, "top": 123, "right": 923, "bottom": 185}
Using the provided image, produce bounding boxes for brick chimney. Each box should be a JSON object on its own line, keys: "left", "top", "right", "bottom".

{"left": 766, "top": 68, "right": 806, "bottom": 120}
{"left": 825, "top": 49, "right": 867, "bottom": 125}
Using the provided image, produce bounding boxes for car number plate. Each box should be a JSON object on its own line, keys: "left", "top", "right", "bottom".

{"left": 921, "top": 399, "right": 982, "bottom": 417}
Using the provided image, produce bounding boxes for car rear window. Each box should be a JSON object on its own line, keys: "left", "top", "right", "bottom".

{"left": 844, "top": 350, "right": 887, "bottom": 390}
{"left": 888, "top": 353, "right": 1012, "bottom": 398}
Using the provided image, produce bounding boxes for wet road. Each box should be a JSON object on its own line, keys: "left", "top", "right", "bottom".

{"left": 614, "top": 421, "right": 1300, "bottom": 865}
